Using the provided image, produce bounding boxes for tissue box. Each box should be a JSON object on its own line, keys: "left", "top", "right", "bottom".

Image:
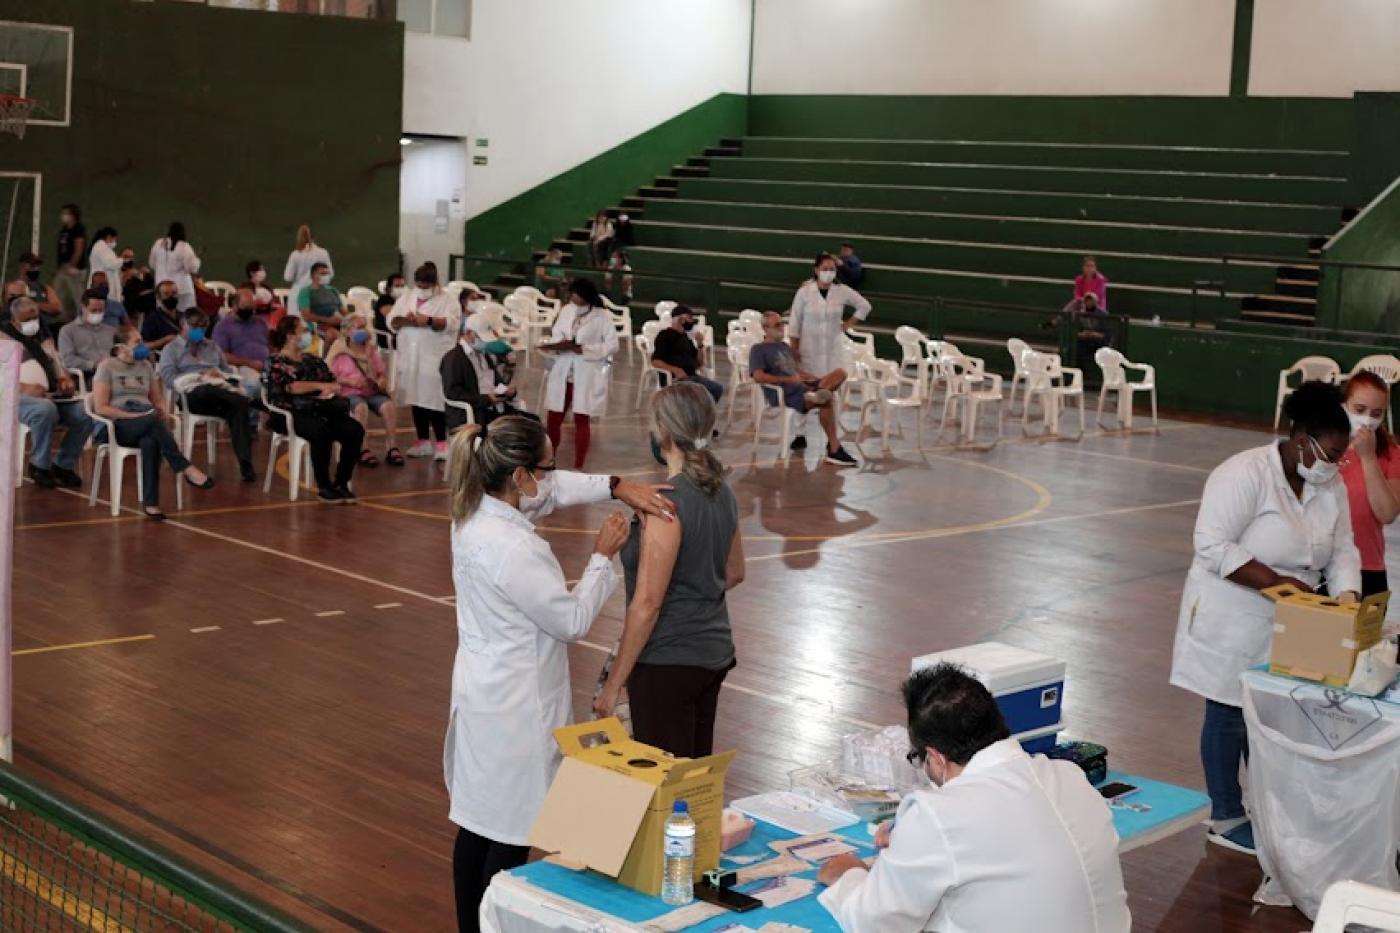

{"left": 912, "top": 642, "right": 1066, "bottom": 735}
{"left": 721, "top": 808, "right": 755, "bottom": 850}
{"left": 1266, "top": 586, "right": 1388, "bottom": 687}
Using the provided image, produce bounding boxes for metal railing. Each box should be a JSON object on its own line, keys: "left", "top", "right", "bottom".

{"left": 0, "top": 760, "right": 307, "bottom": 932}
{"left": 1219, "top": 252, "right": 1400, "bottom": 334}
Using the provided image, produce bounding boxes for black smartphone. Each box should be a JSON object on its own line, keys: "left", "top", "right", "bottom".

{"left": 1097, "top": 781, "right": 1139, "bottom": 802}
{"left": 694, "top": 882, "right": 762, "bottom": 913}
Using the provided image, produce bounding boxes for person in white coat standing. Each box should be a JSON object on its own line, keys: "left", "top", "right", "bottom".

{"left": 542, "top": 278, "right": 618, "bottom": 469}
{"left": 87, "top": 227, "right": 123, "bottom": 299}
{"left": 789, "top": 252, "right": 873, "bottom": 388}
{"left": 148, "top": 222, "right": 202, "bottom": 311}
{"left": 817, "top": 663, "right": 1130, "bottom": 933}
{"left": 443, "top": 416, "right": 677, "bottom": 933}
{"left": 283, "top": 224, "right": 333, "bottom": 312}
{"left": 1170, "top": 380, "right": 1360, "bottom": 857}
{"left": 389, "top": 262, "right": 459, "bottom": 460}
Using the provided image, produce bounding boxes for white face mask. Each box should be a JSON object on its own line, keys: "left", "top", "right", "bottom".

{"left": 518, "top": 471, "right": 553, "bottom": 510}
{"left": 816, "top": 269, "right": 837, "bottom": 285}
{"left": 390, "top": 285, "right": 405, "bottom": 299}
{"left": 319, "top": 271, "right": 333, "bottom": 285}
{"left": 1296, "top": 436, "right": 1340, "bottom": 485}
{"left": 17, "top": 318, "right": 39, "bottom": 337}
{"left": 1347, "top": 409, "right": 1382, "bottom": 435}
{"left": 414, "top": 287, "right": 430, "bottom": 301}
{"left": 84, "top": 311, "right": 105, "bottom": 326}
{"left": 467, "top": 299, "right": 487, "bottom": 314}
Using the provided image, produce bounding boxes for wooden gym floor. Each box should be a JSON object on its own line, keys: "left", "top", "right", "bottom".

{"left": 9, "top": 352, "right": 1351, "bottom": 931}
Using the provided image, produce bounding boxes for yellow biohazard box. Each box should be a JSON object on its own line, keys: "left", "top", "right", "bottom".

{"left": 529, "top": 718, "right": 734, "bottom": 896}
{"left": 1265, "top": 585, "right": 1388, "bottom": 687}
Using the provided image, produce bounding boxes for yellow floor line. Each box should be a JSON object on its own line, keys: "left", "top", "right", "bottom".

{"left": 0, "top": 850, "right": 133, "bottom": 932}
{"left": 12, "top": 635, "right": 156, "bottom": 657}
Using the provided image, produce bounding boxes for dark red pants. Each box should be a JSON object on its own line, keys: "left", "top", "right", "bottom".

{"left": 627, "top": 661, "right": 732, "bottom": 758}
{"left": 545, "top": 383, "right": 592, "bottom": 469}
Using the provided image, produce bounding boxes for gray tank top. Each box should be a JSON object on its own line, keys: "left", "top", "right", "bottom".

{"left": 621, "top": 474, "right": 738, "bottom": 670}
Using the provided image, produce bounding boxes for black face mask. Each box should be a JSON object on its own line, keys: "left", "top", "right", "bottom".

{"left": 236, "top": 307, "right": 254, "bottom": 320}
{"left": 681, "top": 319, "right": 695, "bottom": 331}
{"left": 23, "top": 269, "right": 39, "bottom": 283}
{"left": 161, "top": 296, "right": 179, "bottom": 311}
{"left": 649, "top": 432, "right": 667, "bottom": 466}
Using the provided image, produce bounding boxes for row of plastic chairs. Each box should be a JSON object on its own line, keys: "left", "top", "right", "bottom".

{"left": 1275, "top": 353, "right": 1400, "bottom": 432}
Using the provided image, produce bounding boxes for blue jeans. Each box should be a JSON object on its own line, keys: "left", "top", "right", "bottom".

{"left": 1201, "top": 699, "right": 1249, "bottom": 821}
{"left": 685, "top": 373, "right": 724, "bottom": 403}
{"left": 19, "top": 396, "right": 93, "bottom": 471}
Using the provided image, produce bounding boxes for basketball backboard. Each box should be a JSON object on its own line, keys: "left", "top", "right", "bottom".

{"left": 0, "top": 21, "right": 72, "bottom": 127}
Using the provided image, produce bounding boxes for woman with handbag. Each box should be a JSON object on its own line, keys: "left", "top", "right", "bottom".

{"left": 266, "top": 315, "right": 365, "bottom": 504}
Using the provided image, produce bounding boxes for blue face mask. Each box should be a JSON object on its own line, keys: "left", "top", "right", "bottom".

{"left": 187, "top": 327, "right": 205, "bottom": 343}
{"left": 351, "top": 329, "right": 369, "bottom": 346}
{"left": 469, "top": 338, "right": 488, "bottom": 353}
{"left": 132, "top": 344, "right": 151, "bottom": 361}
{"left": 298, "top": 332, "right": 313, "bottom": 351}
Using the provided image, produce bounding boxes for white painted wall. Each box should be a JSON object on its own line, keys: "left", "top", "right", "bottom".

{"left": 402, "top": 0, "right": 750, "bottom": 221}
{"left": 1250, "top": 0, "right": 1400, "bottom": 98}
{"left": 750, "top": 0, "right": 1233, "bottom": 96}
{"left": 399, "top": 137, "right": 468, "bottom": 278}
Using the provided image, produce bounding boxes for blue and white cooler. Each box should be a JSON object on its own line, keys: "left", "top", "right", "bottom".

{"left": 911, "top": 642, "right": 1067, "bottom": 754}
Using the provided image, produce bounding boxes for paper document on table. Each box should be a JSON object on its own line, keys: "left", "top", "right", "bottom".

{"left": 745, "top": 876, "right": 816, "bottom": 909}
{"left": 642, "top": 901, "right": 726, "bottom": 932}
{"left": 730, "top": 792, "right": 859, "bottom": 835}
{"left": 735, "top": 854, "right": 809, "bottom": 884}
{"left": 771, "top": 834, "right": 858, "bottom": 863}
{"left": 757, "top": 925, "right": 812, "bottom": 933}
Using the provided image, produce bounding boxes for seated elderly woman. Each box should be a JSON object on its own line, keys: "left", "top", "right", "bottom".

{"left": 92, "top": 326, "right": 215, "bottom": 519}
{"left": 266, "top": 315, "right": 366, "bottom": 504}
{"left": 326, "top": 310, "right": 402, "bottom": 467}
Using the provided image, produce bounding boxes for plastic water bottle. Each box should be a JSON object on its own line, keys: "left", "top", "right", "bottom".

{"left": 661, "top": 800, "right": 696, "bottom": 905}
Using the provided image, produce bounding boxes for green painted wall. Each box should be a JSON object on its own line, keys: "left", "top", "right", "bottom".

{"left": 1318, "top": 173, "right": 1400, "bottom": 334}
{"left": 3, "top": 0, "right": 402, "bottom": 290}
{"left": 463, "top": 94, "right": 748, "bottom": 262}
{"left": 747, "top": 95, "right": 1353, "bottom": 150}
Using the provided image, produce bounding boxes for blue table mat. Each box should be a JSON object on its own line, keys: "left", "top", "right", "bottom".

{"left": 512, "top": 772, "right": 1207, "bottom": 931}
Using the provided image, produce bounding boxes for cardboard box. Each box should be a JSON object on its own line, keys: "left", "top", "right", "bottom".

{"left": 1266, "top": 585, "right": 1388, "bottom": 687}
{"left": 529, "top": 718, "right": 734, "bottom": 896}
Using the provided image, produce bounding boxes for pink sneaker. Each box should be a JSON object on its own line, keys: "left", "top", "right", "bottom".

{"left": 433, "top": 441, "right": 449, "bottom": 462}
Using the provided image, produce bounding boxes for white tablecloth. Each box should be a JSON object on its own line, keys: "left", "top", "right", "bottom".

{"left": 1242, "top": 669, "right": 1400, "bottom": 919}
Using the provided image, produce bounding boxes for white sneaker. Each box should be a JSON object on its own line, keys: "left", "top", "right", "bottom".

{"left": 433, "top": 441, "right": 449, "bottom": 462}
{"left": 405, "top": 440, "right": 434, "bottom": 458}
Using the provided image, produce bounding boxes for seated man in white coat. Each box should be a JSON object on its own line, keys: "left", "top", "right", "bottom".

{"left": 817, "top": 664, "right": 1131, "bottom": 933}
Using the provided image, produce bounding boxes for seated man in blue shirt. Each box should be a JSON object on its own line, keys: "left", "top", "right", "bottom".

{"left": 157, "top": 309, "right": 257, "bottom": 481}
{"left": 748, "top": 310, "right": 857, "bottom": 467}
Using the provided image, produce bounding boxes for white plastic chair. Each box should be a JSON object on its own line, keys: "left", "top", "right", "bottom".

{"left": 653, "top": 300, "right": 678, "bottom": 323}
{"left": 262, "top": 387, "right": 314, "bottom": 501}
{"left": 635, "top": 333, "right": 672, "bottom": 406}
{"left": 725, "top": 338, "right": 758, "bottom": 429}
{"left": 347, "top": 285, "right": 377, "bottom": 307}
{"left": 1023, "top": 351, "right": 1085, "bottom": 437}
{"left": 447, "top": 280, "right": 478, "bottom": 294}
{"left": 1094, "top": 347, "right": 1158, "bottom": 431}
{"left": 601, "top": 296, "right": 634, "bottom": 363}
{"left": 751, "top": 379, "right": 798, "bottom": 462}
{"left": 274, "top": 287, "right": 294, "bottom": 312}
{"left": 504, "top": 294, "right": 551, "bottom": 366}
{"left": 172, "top": 384, "right": 225, "bottom": 476}
{"left": 204, "top": 280, "right": 236, "bottom": 309}
{"left": 444, "top": 397, "right": 477, "bottom": 430}
{"left": 939, "top": 353, "right": 1005, "bottom": 446}
{"left": 1312, "top": 880, "right": 1400, "bottom": 932}
{"left": 13, "top": 423, "right": 30, "bottom": 488}
{"left": 1007, "top": 338, "right": 1033, "bottom": 414}
{"left": 859, "top": 357, "right": 930, "bottom": 452}
{"left": 1275, "top": 356, "right": 1341, "bottom": 432}
{"left": 1348, "top": 354, "right": 1400, "bottom": 431}
{"left": 85, "top": 393, "right": 146, "bottom": 517}
{"left": 895, "top": 325, "right": 930, "bottom": 374}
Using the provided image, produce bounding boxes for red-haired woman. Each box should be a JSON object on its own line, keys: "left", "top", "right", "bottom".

{"left": 1340, "top": 370, "right": 1400, "bottom": 596}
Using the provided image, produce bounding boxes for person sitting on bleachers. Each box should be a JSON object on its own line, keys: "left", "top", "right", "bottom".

{"left": 3, "top": 296, "right": 93, "bottom": 489}
{"left": 327, "top": 310, "right": 401, "bottom": 467}
{"left": 92, "top": 326, "right": 214, "bottom": 520}
{"left": 1073, "top": 255, "right": 1108, "bottom": 311}
{"left": 157, "top": 309, "right": 257, "bottom": 482}
{"left": 652, "top": 304, "right": 723, "bottom": 403}
{"left": 836, "top": 242, "right": 865, "bottom": 287}
{"left": 535, "top": 246, "right": 568, "bottom": 298}
{"left": 749, "top": 310, "right": 857, "bottom": 467}
{"left": 295, "top": 261, "right": 344, "bottom": 341}
{"left": 441, "top": 311, "right": 530, "bottom": 431}
{"left": 58, "top": 288, "right": 118, "bottom": 384}
{"left": 606, "top": 248, "right": 633, "bottom": 304}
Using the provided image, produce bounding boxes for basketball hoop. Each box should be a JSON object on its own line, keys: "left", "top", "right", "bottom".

{"left": 0, "top": 96, "right": 34, "bottom": 140}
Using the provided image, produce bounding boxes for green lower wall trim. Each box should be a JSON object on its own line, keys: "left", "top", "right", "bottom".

{"left": 464, "top": 94, "right": 748, "bottom": 261}
{"left": 1318, "top": 172, "right": 1400, "bottom": 333}
{"left": 1129, "top": 324, "right": 1393, "bottom": 420}
{"left": 748, "top": 95, "right": 1353, "bottom": 150}
{"left": 1, "top": 1, "right": 402, "bottom": 291}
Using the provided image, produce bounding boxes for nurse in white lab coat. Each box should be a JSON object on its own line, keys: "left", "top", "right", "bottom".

{"left": 817, "top": 664, "right": 1131, "bottom": 933}
{"left": 442, "top": 416, "right": 675, "bottom": 933}
{"left": 87, "top": 227, "right": 123, "bottom": 297}
{"left": 1170, "top": 380, "right": 1360, "bottom": 855}
{"left": 283, "top": 224, "right": 333, "bottom": 311}
{"left": 541, "top": 278, "right": 619, "bottom": 469}
{"left": 388, "top": 263, "right": 459, "bottom": 459}
{"left": 789, "top": 252, "right": 873, "bottom": 381}
{"left": 148, "top": 222, "right": 202, "bottom": 311}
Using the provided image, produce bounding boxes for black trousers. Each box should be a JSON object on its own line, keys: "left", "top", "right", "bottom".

{"left": 453, "top": 827, "right": 528, "bottom": 933}
{"left": 1362, "top": 569, "right": 1390, "bottom": 598}
{"left": 291, "top": 410, "right": 364, "bottom": 491}
{"left": 412, "top": 405, "right": 447, "bottom": 442}
{"left": 113, "top": 414, "right": 191, "bottom": 507}
{"left": 627, "top": 661, "right": 732, "bottom": 758}
{"left": 186, "top": 384, "right": 253, "bottom": 466}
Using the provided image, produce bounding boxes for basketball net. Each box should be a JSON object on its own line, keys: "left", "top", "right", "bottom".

{"left": 0, "top": 95, "right": 34, "bottom": 140}
{"left": 0, "top": 340, "right": 17, "bottom": 762}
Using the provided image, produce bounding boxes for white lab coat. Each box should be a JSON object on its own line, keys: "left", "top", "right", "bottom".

{"left": 544, "top": 304, "right": 618, "bottom": 417}
{"left": 444, "top": 472, "right": 619, "bottom": 845}
{"left": 149, "top": 238, "right": 202, "bottom": 311}
{"left": 1171, "top": 442, "right": 1361, "bottom": 707}
{"left": 87, "top": 239, "right": 123, "bottom": 298}
{"left": 819, "top": 739, "right": 1130, "bottom": 933}
{"left": 788, "top": 280, "right": 872, "bottom": 377}
{"left": 284, "top": 245, "right": 333, "bottom": 311}
{"left": 387, "top": 289, "right": 460, "bottom": 409}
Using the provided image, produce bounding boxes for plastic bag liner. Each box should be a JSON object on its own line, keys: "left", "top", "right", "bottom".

{"left": 1242, "top": 676, "right": 1400, "bottom": 919}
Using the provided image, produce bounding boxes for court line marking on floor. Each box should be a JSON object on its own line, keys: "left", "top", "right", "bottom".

{"left": 12, "top": 634, "right": 157, "bottom": 657}
{"left": 373, "top": 602, "right": 402, "bottom": 609}
{"left": 314, "top": 610, "right": 345, "bottom": 618}
{"left": 1051, "top": 447, "right": 1211, "bottom": 474}
{"left": 190, "top": 626, "right": 221, "bottom": 634}
{"left": 252, "top": 618, "right": 285, "bottom": 626}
